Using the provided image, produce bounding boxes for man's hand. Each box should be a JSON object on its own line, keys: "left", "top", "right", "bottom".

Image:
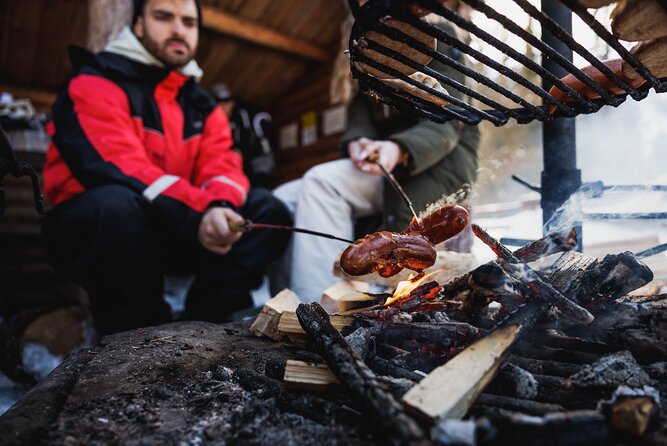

{"left": 348, "top": 138, "right": 406, "bottom": 175}
{"left": 198, "top": 207, "right": 245, "bottom": 255}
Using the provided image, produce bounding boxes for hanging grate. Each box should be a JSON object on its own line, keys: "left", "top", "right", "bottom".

{"left": 348, "top": 0, "right": 667, "bottom": 126}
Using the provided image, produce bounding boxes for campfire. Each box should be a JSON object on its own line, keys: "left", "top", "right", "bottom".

{"left": 250, "top": 225, "right": 666, "bottom": 445}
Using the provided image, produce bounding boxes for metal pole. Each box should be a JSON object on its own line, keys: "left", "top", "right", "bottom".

{"left": 541, "top": 0, "right": 582, "bottom": 246}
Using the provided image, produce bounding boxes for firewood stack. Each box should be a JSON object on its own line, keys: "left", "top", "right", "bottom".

{"left": 251, "top": 227, "right": 667, "bottom": 445}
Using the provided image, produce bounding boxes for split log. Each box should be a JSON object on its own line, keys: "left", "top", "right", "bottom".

{"left": 278, "top": 311, "right": 354, "bottom": 346}
{"left": 296, "top": 302, "right": 429, "bottom": 446}
{"left": 250, "top": 289, "right": 302, "bottom": 341}
{"left": 524, "top": 329, "right": 616, "bottom": 355}
{"left": 607, "top": 396, "right": 658, "bottom": 436}
{"left": 508, "top": 355, "right": 582, "bottom": 378}
{"left": 599, "top": 386, "right": 661, "bottom": 437}
{"left": 344, "top": 327, "right": 375, "bottom": 361}
{"left": 283, "top": 359, "right": 340, "bottom": 391}
{"left": 439, "top": 229, "right": 578, "bottom": 299}
{"left": 624, "top": 36, "right": 667, "bottom": 81}
{"left": 357, "top": 318, "right": 482, "bottom": 349}
{"left": 512, "top": 342, "right": 600, "bottom": 364}
{"left": 488, "top": 372, "right": 602, "bottom": 410}
{"left": 402, "top": 302, "right": 548, "bottom": 421}
{"left": 368, "top": 357, "right": 423, "bottom": 382}
{"left": 612, "top": 0, "right": 667, "bottom": 42}
{"left": 328, "top": 291, "right": 383, "bottom": 313}
{"left": 567, "top": 351, "right": 652, "bottom": 389}
{"left": 432, "top": 411, "right": 610, "bottom": 446}
{"left": 480, "top": 410, "right": 609, "bottom": 446}
{"left": 474, "top": 393, "right": 565, "bottom": 416}
{"left": 472, "top": 224, "right": 594, "bottom": 324}
{"left": 575, "top": 252, "right": 654, "bottom": 305}
{"left": 499, "top": 261, "right": 594, "bottom": 324}
{"left": 556, "top": 301, "right": 667, "bottom": 362}
{"left": 319, "top": 280, "right": 375, "bottom": 313}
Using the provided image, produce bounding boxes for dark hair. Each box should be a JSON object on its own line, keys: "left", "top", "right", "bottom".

{"left": 132, "top": 0, "right": 203, "bottom": 30}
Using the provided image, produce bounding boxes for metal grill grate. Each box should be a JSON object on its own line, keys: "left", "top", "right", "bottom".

{"left": 348, "top": 0, "right": 667, "bottom": 126}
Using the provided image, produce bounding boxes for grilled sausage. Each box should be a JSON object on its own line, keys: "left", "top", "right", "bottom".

{"left": 340, "top": 231, "right": 437, "bottom": 277}
{"left": 407, "top": 204, "right": 470, "bottom": 245}
{"left": 547, "top": 59, "right": 646, "bottom": 114}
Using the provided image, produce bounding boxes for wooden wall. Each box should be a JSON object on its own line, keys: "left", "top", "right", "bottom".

{"left": 270, "top": 65, "right": 345, "bottom": 186}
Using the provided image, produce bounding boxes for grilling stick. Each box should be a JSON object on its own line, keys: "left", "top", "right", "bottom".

{"left": 365, "top": 150, "right": 420, "bottom": 223}
{"left": 229, "top": 220, "right": 354, "bottom": 244}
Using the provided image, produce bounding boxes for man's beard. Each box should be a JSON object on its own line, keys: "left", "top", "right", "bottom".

{"left": 141, "top": 33, "right": 194, "bottom": 69}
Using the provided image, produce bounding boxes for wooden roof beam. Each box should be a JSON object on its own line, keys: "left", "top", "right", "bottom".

{"left": 201, "top": 6, "right": 331, "bottom": 62}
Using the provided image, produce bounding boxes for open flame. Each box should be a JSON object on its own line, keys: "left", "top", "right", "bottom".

{"left": 384, "top": 269, "right": 445, "bottom": 306}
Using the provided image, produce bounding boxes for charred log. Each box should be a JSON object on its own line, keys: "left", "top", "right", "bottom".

{"left": 295, "top": 302, "right": 428, "bottom": 446}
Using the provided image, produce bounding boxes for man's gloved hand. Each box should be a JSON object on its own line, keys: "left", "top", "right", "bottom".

{"left": 348, "top": 138, "right": 406, "bottom": 175}
{"left": 198, "top": 207, "right": 245, "bottom": 255}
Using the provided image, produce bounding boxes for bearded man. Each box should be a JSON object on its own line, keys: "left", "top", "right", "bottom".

{"left": 42, "top": 0, "right": 291, "bottom": 335}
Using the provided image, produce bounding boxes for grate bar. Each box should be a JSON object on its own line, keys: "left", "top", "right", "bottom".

{"left": 354, "top": 52, "right": 505, "bottom": 124}
{"left": 348, "top": 0, "right": 667, "bottom": 124}
{"left": 414, "top": 0, "right": 595, "bottom": 109}
{"left": 395, "top": 14, "right": 576, "bottom": 115}
{"left": 514, "top": 0, "right": 639, "bottom": 99}
{"left": 372, "top": 20, "right": 549, "bottom": 118}
{"left": 361, "top": 38, "right": 515, "bottom": 119}
{"left": 463, "top": 0, "right": 619, "bottom": 105}
{"left": 561, "top": 0, "right": 662, "bottom": 92}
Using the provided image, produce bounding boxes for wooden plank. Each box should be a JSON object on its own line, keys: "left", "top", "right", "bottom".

{"left": 319, "top": 280, "right": 374, "bottom": 313}
{"left": 201, "top": 5, "right": 331, "bottom": 62}
{"left": 249, "top": 289, "right": 302, "bottom": 340}
{"left": 278, "top": 311, "right": 353, "bottom": 337}
{"left": 283, "top": 359, "right": 340, "bottom": 391}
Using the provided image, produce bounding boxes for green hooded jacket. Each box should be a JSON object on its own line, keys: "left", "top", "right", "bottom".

{"left": 341, "top": 24, "right": 480, "bottom": 232}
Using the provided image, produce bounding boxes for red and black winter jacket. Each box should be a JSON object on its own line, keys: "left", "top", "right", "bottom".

{"left": 44, "top": 49, "right": 249, "bottom": 231}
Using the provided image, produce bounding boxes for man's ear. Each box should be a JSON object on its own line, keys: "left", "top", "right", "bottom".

{"left": 133, "top": 16, "right": 144, "bottom": 38}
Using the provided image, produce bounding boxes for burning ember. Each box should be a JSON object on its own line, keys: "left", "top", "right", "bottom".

{"left": 385, "top": 269, "right": 444, "bottom": 306}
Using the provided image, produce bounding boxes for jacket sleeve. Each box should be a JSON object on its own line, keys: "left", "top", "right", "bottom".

{"left": 388, "top": 39, "right": 471, "bottom": 176}
{"left": 191, "top": 107, "right": 250, "bottom": 208}
{"left": 52, "top": 73, "right": 221, "bottom": 226}
{"left": 339, "top": 93, "right": 380, "bottom": 156}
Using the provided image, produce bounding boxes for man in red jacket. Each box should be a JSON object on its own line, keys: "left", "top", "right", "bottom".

{"left": 42, "top": 0, "right": 291, "bottom": 335}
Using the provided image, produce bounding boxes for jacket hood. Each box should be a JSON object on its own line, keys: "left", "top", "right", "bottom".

{"left": 104, "top": 27, "right": 204, "bottom": 82}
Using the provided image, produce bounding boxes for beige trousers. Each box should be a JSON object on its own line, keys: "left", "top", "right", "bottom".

{"left": 273, "top": 159, "right": 383, "bottom": 302}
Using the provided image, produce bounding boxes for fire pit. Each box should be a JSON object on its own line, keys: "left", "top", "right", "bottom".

{"left": 267, "top": 226, "right": 665, "bottom": 445}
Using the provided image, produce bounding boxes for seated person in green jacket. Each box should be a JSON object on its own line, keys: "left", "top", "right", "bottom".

{"left": 273, "top": 0, "right": 479, "bottom": 302}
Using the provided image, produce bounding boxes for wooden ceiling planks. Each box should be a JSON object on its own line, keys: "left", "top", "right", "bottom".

{"left": 1, "top": 0, "right": 349, "bottom": 109}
